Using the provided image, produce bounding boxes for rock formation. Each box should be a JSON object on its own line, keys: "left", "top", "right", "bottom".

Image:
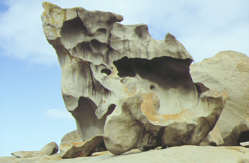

{"left": 191, "top": 51, "right": 249, "bottom": 146}
{"left": 1, "top": 1, "right": 248, "bottom": 163}
{"left": 41, "top": 2, "right": 226, "bottom": 154}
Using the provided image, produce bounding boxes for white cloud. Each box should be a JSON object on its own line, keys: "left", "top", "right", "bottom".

{"left": 45, "top": 108, "right": 73, "bottom": 120}
{"left": 0, "top": 0, "right": 57, "bottom": 64}
{"left": 0, "top": 0, "right": 248, "bottom": 64}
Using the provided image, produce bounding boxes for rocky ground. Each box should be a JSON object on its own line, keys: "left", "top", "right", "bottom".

{"left": 1, "top": 146, "right": 249, "bottom": 163}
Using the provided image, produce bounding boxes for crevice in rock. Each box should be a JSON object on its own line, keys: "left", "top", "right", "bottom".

{"left": 96, "top": 28, "right": 107, "bottom": 34}
{"left": 89, "top": 66, "right": 111, "bottom": 97}
{"left": 102, "top": 104, "right": 116, "bottom": 119}
{"left": 238, "top": 130, "right": 249, "bottom": 145}
{"left": 195, "top": 82, "right": 210, "bottom": 95}
{"left": 223, "top": 123, "right": 249, "bottom": 146}
{"left": 101, "top": 68, "right": 112, "bottom": 76}
{"left": 89, "top": 64, "right": 97, "bottom": 96}
{"left": 91, "top": 39, "right": 107, "bottom": 51}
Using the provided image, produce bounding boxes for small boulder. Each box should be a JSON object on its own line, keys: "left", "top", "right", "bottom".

{"left": 60, "top": 136, "right": 104, "bottom": 158}
{"left": 11, "top": 142, "right": 58, "bottom": 158}
{"left": 40, "top": 142, "right": 58, "bottom": 155}
{"left": 61, "top": 130, "right": 82, "bottom": 145}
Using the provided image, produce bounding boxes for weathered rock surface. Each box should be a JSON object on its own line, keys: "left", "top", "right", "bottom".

{"left": 60, "top": 136, "right": 104, "bottom": 158}
{"left": 40, "top": 142, "right": 58, "bottom": 155}
{"left": 199, "top": 125, "right": 224, "bottom": 146}
{"left": 191, "top": 51, "right": 249, "bottom": 146}
{"left": 104, "top": 89, "right": 224, "bottom": 154}
{"left": 3, "top": 146, "right": 249, "bottom": 163}
{"left": 61, "top": 130, "right": 82, "bottom": 145}
{"left": 42, "top": 2, "right": 225, "bottom": 154}
{"left": 41, "top": 1, "right": 198, "bottom": 141}
{"left": 11, "top": 151, "right": 41, "bottom": 158}
{"left": 11, "top": 142, "right": 58, "bottom": 158}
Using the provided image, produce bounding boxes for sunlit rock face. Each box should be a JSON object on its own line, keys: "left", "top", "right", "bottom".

{"left": 191, "top": 51, "right": 249, "bottom": 146}
{"left": 42, "top": 2, "right": 225, "bottom": 154}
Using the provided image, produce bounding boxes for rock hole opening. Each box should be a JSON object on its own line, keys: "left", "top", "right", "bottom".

{"left": 91, "top": 39, "right": 107, "bottom": 51}
{"left": 61, "top": 17, "right": 88, "bottom": 38}
{"left": 150, "top": 85, "right": 155, "bottom": 90}
{"left": 96, "top": 28, "right": 107, "bottom": 34}
{"left": 113, "top": 56, "right": 193, "bottom": 88}
{"left": 101, "top": 68, "right": 112, "bottom": 76}
{"left": 113, "top": 56, "right": 136, "bottom": 77}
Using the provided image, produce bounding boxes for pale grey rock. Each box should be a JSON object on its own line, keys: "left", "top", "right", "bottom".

{"left": 41, "top": 2, "right": 195, "bottom": 141}
{"left": 11, "top": 142, "right": 58, "bottom": 159}
{"left": 104, "top": 89, "right": 224, "bottom": 154}
{"left": 61, "top": 130, "right": 82, "bottom": 145}
{"left": 11, "top": 151, "right": 41, "bottom": 158}
{"left": 40, "top": 142, "right": 58, "bottom": 155}
{"left": 191, "top": 51, "right": 249, "bottom": 146}
{"left": 42, "top": 2, "right": 226, "bottom": 155}
{"left": 60, "top": 136, "right": 104, "bottom": 158}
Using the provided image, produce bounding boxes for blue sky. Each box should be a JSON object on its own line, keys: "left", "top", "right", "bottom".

{"left": 0, "top": 52, "right": 75, "bottom": 156}
{"left": 0, "top": 0, "right": 248, "bottom": 156}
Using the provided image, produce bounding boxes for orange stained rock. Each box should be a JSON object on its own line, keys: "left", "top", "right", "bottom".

{"left": 141, "top": 92, "right": 189, "bottom": 123}
{"left": 124, "top": 85, "right": 137, "bottom": 97}
{"left": 161, "top": 109, "right": 188, "bottom": 122}
{"left": 141, "top": 92, "right": 160, "bottom": 122}
{"left": 72, "top": 141, "right": 86, "bottom": 147}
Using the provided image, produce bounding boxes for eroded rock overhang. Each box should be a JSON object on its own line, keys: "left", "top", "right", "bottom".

{"left": 41, "top": 2, "right": 225, "bottom": 152}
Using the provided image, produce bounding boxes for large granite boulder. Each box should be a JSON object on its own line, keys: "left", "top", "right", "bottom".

{"left": 191, "top": 51, "right": 249, "bottom": 146}
{"left": 42, "top": 2, "right": 225, "bottom": 154}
